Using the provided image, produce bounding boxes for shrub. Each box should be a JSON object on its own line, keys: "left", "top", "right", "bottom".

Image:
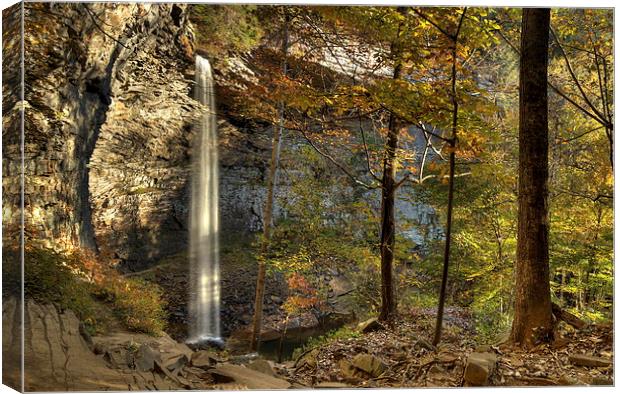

{"left": 3, "top": 244, "right": 167, "bottom": 336}
{"left": 3, "top": 245, "right": 100, "bottom": 333}
{"left": 95, "top": 276, "right": 167, "bottom": 335}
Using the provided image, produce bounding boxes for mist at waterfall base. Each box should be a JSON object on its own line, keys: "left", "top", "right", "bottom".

{"left": 187, "top": 56, "right": 224, "bottom": 350}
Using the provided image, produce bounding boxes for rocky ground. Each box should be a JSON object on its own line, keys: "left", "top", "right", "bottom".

{"left": 286, "top": 306, "right": 614, "bottom": 388}
{"left": 5, "top": 298, "right": 612, "bottom": 391}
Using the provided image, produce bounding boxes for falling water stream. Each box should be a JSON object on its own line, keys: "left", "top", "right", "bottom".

{"left": 188, "top": 56, "right": 221, "bottom": 345}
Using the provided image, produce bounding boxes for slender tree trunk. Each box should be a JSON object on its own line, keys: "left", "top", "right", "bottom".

{"left": 433, "top": 137, "right": 455, "bottom": 345}
{"left": 510, "top": 8, "right": 553, "bottom": 348}
{"left": 250, "top": 13, "right": 289, "bottom": 352}
{"left": 276, "top": 314, "right": 290, "bottom": 363}
{"left": 378, "top": 63, "right": 402, "bottom": 322}
{"left": 584, "top": 207, "right": 603, "bottom": 306}
{"left": 377, "top": 18, "right": 405, "bottom": 322}
{"left": 432, "top": 9, "right": 466, "bottom": 345}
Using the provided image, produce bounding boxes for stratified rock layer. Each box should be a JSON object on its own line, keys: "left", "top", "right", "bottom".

{"left": 6, "top": 3, "right": 200, "bottom": 270}
{"left": 2, "top": 298, "right": 184, "bottom": 391}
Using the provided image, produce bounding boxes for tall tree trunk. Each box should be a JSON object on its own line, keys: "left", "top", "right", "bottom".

{"left": 432, "top": 8, "right": 466, "bottom": 346}
{"left": 584, "top": 206, "right": 603, "bottom": 306}
{"left": 510, "top": 8, "right": 553, "bottom": 348}
{"left": 378, "top": 65, "right": 402, "bottom": 322}
{"left": 250, "top": 12, "right": 289, "bottom": 352}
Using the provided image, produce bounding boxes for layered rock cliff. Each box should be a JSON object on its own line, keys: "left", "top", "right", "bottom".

{"left": 3, "top": 3, "right": 441, "bottom": 271}
{"left": 4, "top": 3, "right": 200, "bottom": 269}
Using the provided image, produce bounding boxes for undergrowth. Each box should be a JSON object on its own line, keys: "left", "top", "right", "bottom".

{"left": 3, "top": 244, "right": 166, "bottom": 335}
{"left": 291, "top": 325, "right": 361, "bottom": 360}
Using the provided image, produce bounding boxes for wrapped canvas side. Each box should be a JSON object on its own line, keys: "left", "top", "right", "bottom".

{"left": 2, "top": 1, "right": 24, "bottom": 392}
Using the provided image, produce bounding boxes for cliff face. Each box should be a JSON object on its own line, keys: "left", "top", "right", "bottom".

{"left": 5, "top": 3, "right": 200, "bottom": 268}
{"left": 4, "top": 3, "right": 441, "bottom": 271}
{"left": 4, "top": 3, "right": 287, "bottom": 270}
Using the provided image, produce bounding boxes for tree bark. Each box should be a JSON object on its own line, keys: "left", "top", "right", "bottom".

{"left": 510, "top": 8, "right": 553, "bottom": 348}
{"left": 250, "top": 12, "right": 289, "bottom": 352}
{"left": 378, "top": 63, "right": 402, "bottom": 322}
{"left": 432, "top": 8, "right": 466, "bottom": 346}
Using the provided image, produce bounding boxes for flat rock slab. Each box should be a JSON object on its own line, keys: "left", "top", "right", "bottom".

{"left": 191, "top": 350, "right": 218, "bottom": 368}
{"left": 351, "top": 353, "right": 386, "bottom": 378}
{"left": 8, "top": 300, "right": 182, "bottom": 391}
{"left": 464, "top": 352, "right": 497, "bottom": 386}
{"left": 568, "top": 354, "right": 612, "bottom": 367}
{"left": 357, "top": 317, "right": 382, "bottom": 333}
{"left": 133, "top": 343, "right": 160, "bottom": 372}
{"left": 209, "top": 364, "right": 292, "bottom": 389}
{"left": 248, "top": 359, "right": 277, "bottom": 377}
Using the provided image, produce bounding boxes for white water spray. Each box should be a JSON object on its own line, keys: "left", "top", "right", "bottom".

{"left": 188, "top": 56, "right": 221, "bottom": 344}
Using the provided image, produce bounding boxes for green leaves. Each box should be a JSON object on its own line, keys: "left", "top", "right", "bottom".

{"left": 190, "top": 5, "right": 263, "bottom": 55}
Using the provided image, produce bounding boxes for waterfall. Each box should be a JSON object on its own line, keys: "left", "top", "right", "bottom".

{"left": 188, "top": 56, "right": 221, "bottom": 343}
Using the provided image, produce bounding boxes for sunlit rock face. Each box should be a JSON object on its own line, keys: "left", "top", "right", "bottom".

{"left": 87, "top": 4, "right": 200, "bottom": 270}
{"left": 8, "top": 3, "right": 442, "bottom": 273}
{"left": 188, "top": 56, "right": 221, "bottom": 342}
{"left": 8, "top": 3, "right": 199, "bottom": 268}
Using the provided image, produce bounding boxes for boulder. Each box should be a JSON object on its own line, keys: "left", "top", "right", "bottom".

{"left": 164, "top": 354, "right": 188, "bottom": 373}
{"left": 351, "top": 354, "right": 386, "bottom": 378}
{"left": 191, "top": 350, "right": 218, "bottom": 368}
{"left": 437, "top": 352, "right": 459, "bottom": 364}
{"left": 208, "top": 364, "right": 291, "bottom": 389}
{"left": 322, "top": 311, "right": 356, "bottom": 329}
{"left": 464, "top": 352, "right": 497, "bottom": 386}
{"left": 339, "top": 359, "right": 361, "bottom": 380}
{"left": 357, "top": 318, "right": 382, "bottom": 333}
{"left": 248, "top": 359, "right": 276, "bottom": 377}
{"left": 104, "top": 349, "right": 130, "bottom": 369}
{"left": 568, "top": 354, "right": 612, "bottom": 367}
{"left": 132, "top": 344, "right": 160, "bottom": 372}
{"left": 295, "top": 348, "right": 319, "bottom": 369}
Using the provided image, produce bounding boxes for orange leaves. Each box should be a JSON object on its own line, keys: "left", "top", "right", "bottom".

{"left": 283, "top": 272, "right": 321, "bottom": 315}
{"left": 287, "top": 271, "right": 315, "bottom": 293}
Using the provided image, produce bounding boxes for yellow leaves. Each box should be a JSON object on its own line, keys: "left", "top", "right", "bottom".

{"left": 457, "top": 130, "right": 486, "bottom": 159}
{"left": 603, "top": 172, "right": 613, "bottom": 188}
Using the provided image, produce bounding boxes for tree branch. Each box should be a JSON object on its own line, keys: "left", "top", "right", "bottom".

{"left": 358, "top": 113, "right": 382, "bottom": 183}
{"left": 413, "top": 9, "right": 453, "bottom": 39}
{"left": 82, "top": 4, "right": 130, "bottom": 49}
{"left": 294, "top": 124, "right": 379, "bottom": 190}
{"left": 549, "top": 27, "right": 608, "bottom": 124}
{"left": 495, "top": 27, "right": 609, "bottom": 127}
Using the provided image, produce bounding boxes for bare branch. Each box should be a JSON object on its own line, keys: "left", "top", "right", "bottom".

{"left": 550, "top": 27, "right": 608, "bottom": 124}
{"left": 82, "top": 4, "right": 130, "bottom": 49}
{"left": 358, "top": 113, "right": 382, "bottom": 183}
{"left": 294, "top": 124, "right": 379, "bottom": 190}
{"left": 413, "top": 9, "right": 453, "bottom": 39}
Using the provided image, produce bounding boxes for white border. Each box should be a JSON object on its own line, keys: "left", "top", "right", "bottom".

{"left": 0, "top": 1, "right": 616, "bottom": 394}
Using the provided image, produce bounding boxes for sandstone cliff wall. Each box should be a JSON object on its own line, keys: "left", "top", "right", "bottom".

{"left": 3, "top": 4, "right": 201, "bottom": 269}
{"left": 3, "top": 3, "right": 441, "bottom": 271}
